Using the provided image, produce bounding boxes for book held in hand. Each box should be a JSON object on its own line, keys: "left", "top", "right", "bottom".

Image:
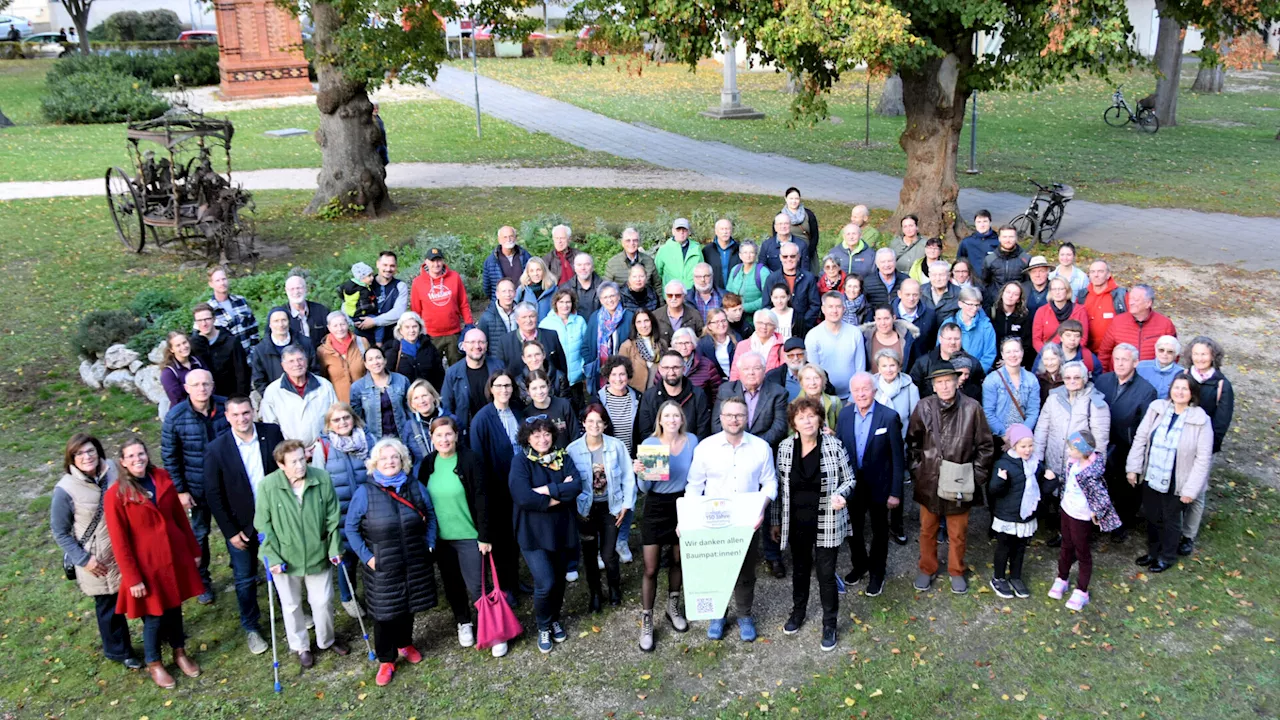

{"left": 637, "top": 444, "right": 670, "bottom": 482}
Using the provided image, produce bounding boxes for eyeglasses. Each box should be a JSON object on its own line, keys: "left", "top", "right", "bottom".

{"left": 781, "top": 254, "right": 799, "bottom": 259}
{"left": 491, "top": 382, "right": 514, "bottom": 389}
{"left": 74, "top": 448, "right": 98, "bottom": 458}
{"left": 721, "top": 413, "right": 747, "bottom": 420}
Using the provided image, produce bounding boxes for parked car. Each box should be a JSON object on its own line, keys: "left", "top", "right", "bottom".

{"left": 20, "top": 32, "right": 69, "bottom": 58}
{"left": 1, "top": 14, "right": 34, "bottom": 39}
{"left": 177, "top": 30, "right": 218, "bottom": 46}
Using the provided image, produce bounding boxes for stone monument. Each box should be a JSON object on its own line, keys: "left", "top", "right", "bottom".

{"left": 213, "top": 0, "right": 313, "bottom": 99}
{"left": 700, "top": 31, "right": 764, "bottom": 120}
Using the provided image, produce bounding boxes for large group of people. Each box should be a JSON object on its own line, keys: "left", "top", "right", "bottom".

{"left": 52, "top": 195, "right": 1235, "bottom": 689}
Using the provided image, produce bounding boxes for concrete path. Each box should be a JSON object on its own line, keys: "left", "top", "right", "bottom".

{"left": 423, "top": 66, "right": 1280, "bottom": 269}
{"left": 0, "top": 164, "right": 763, "bottom": 201}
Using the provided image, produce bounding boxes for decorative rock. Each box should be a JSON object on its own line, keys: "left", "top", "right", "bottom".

{"left": 148, "top": 340, "right": 167, "bottom": 365}
{"left": 128, "top": 359, "right": 144, "bottom": 374}
{"left": 134, "top": 365, "right": 169, "bottom": 407}
{"left": 103, "top": 344, "right": 141, "bottom": 371}
{"left": 79, "top": 360, "right": 104, "bottom": 389}
{"left": 102, "top": 369, "right": 136, "bottom": 392}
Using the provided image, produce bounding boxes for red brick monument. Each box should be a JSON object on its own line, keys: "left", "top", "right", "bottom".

{"left": 213, "top": 0, "right": 312, "bottom": 99}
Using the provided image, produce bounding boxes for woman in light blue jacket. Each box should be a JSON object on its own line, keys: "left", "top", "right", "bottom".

{"left": 983, "top": 337, "right": 1042, "bottom": 440}
{"left": 947, "top": 286, "right": 997, "bottom": 372}
{"left": 348, "top": 346, "right": 410, "bottom": 443}
{"left": 566, "top": 403, "right": 636, "bottom": 613}
{"left": 539, "top": 288, "right": 589, "bottom": 404}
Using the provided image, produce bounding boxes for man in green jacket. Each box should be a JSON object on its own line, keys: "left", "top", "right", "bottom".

{"left": 653, "top": 217, "right": 702, "bottom": 290}
{"left": 256, "top": 439, "right": 349, "bottom": 668}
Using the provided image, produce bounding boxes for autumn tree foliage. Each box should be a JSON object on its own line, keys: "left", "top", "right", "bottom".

{"left": 570, "top": 0, "right": 1139, "bottom": 241}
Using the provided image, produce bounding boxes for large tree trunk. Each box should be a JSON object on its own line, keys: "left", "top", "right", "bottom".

{"left": 1151, "top": 2, "right": 1184, "bottom": 127}
{"left": 895, "top": 54, "right": 969, "bottom": 243}
{"left": 876, "top": 73, "right": 905, "bottom": 116}
{"left": 305, "top": 2, "right": 392, "bottom": 217}
{"left": 72, "top": 15, "right": 90, "bottom": 54}
{"left": 1191, "top": 63, "right": 1224, "bottom": 93}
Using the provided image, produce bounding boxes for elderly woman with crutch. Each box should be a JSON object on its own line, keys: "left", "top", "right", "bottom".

{"left": 256, "top": 439, "right": 349, "bottom": 670}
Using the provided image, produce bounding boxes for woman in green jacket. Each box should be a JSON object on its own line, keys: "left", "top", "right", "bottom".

{"left": 256, "top": 439, "right": 350, "bottom": 668}
{"left": 726, "top": 240, "right": 770, "bottom": 313}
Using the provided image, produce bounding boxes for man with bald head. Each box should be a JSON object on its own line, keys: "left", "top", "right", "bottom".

{"left": 1078, "top": 259, "right": 1128, "bottom": 354}
{"left": 849, "top": 205, "right": 882, "bottom": 247}
{"left": 836, "top": 372, "right": 904, "bottom": 597}
{"left": 828, "top": 222, "right": 876, "bottom": 279}
{"left": 161, "top": 368, "right": 231, "bottom": 604}
{"left": 441, "top": 328, "right": 502, "bottom": 438}
{"left": 605, "top": 226, "right": 661, "bottom": 295}
{"left": 759, "top": 213, "right": 809, "bottom": 275}
{"left": 701, "top": 218, "right": 741, "bottom": 290}
{"left": 482, "top": 225, "right": 531, "bottom": 300}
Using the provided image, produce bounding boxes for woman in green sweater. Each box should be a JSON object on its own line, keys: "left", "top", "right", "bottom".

{"left": 726, "top": 240, "right": 770, "bottom": 313}
{"left": 256, "top": 439, "right": 348, "bottom": 669}
{"left": 419, "top": 417, "right": 507, "bottom": 657}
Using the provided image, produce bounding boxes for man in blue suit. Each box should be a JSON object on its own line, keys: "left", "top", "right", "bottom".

{"left": 835, "top": 373, "right": 905, "bottom": 598}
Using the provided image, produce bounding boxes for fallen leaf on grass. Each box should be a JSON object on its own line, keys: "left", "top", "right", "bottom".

{"left": 869, "top": 689, "right": 883, "bottom": 698}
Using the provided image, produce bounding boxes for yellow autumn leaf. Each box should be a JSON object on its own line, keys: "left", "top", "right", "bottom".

{"left": 869, "top": 689, "right": 883, "bottom": 698}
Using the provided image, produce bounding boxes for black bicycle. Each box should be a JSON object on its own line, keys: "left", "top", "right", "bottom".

{"left": 1103, "top": 86, "right": 1159, "bottom": 134}
{"left": 1009, "top": 178, "right": 1073, "bottom": 246}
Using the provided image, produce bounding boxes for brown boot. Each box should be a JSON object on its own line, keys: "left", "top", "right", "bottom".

{"left": 173, "top": 648, "right": 200, "bottom": 678}
{"left": 147, "top": 661, "right": 176, "bottom": 689}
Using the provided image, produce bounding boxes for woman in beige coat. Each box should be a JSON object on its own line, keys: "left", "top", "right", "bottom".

{"left": 1125, "top": 375, "right": 1213, "bottom": 573}
{"left": 50, "top": 433, "right": 141, "bottom": 669}
{"left": 316, "top": 311, "right": 369, "bottom": 403}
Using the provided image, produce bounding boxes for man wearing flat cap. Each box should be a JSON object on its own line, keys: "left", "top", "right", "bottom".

{"left": 905, "top": 366, "right": 994, "bottom": 595}
{"left": 654, "top": 217, "right": 702, "bottom": 290}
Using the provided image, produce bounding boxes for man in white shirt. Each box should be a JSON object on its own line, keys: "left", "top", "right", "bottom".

{"left": 685, "top": 396, "right": 777, "bottom": 642}
{"left": 203, "top": 396, "right": 285, "bottom": 655}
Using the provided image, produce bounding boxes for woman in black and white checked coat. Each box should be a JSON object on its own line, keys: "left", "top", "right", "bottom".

{"left": 769, "top": 396, "right": 856, "bottom": 651}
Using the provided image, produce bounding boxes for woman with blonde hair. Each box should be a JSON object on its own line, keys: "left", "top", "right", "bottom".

{"left": 516, "top": 256, "right": 558, "bottom": 320}
{"left": 400, "top": 379, "right": 450, "bottom": 477}
{"left": 796, "top": 363, "right": 841, "bottom": 431}
{"left": 311, "top": 402, "right": 371, "bottom": 618}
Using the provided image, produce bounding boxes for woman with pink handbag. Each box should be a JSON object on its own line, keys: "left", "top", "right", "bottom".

{"left": 419, "top": 417, "right": 512, "bottom": 658}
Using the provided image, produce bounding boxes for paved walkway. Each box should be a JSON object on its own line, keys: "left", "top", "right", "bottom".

{"left": 424, "top": 66, "right": 1280, "bottom": 269}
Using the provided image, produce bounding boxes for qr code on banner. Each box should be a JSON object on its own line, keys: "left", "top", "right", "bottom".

{"left": 695, "top": 596, "right": 715, "bottom": 615}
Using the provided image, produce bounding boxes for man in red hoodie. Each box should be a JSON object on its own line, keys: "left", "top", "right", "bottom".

{"left": 1078, "top": 260, "right": 1127, "bottom": 354}
{"left": 1097, "top": 284, "right": 1176, "bottom": 372}
{"left": 410, "top": 247, "right": 473, "bottom": 365}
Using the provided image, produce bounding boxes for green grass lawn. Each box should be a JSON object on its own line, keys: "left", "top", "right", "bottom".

{"left": 0, "top": 59, "right": 632, "bottom": 183}
{"left": 469, "top": 57, "right": 1280, "bottom": 217}
{"left": 1, "top": 191, "right": 1277, "bottom": 718}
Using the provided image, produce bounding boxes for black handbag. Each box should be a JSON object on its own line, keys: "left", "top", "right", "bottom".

{"left": 64, "top": 493, "right": 105, "bottom": 581}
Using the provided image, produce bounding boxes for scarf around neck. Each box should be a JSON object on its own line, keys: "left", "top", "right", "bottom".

{"left": 331, "top": 427, "right": 368, "bottom": 456}
{"left": 372, "top": 469, "right": 407, "bottom": 491}
{"left": 1012, "top": 451, "right": 1042, "bottom": 520}
{"left": 783, "top": 204, "right": 807, "bottom": 226}
{"left": 525, "top": 446, "right": 566, "bottom": 471}
{"left": 1052, "top": 300, "right": 1075, "bottom": 323}
{"left": 400, "top": 338, "right": 418, "bottom": 359}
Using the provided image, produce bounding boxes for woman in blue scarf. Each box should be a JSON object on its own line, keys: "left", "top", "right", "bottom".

{"left": 383, "top": 312, "right": 445, "bottom": 391}
{"left": 345, "top": 438, "right": 437, "bottom": 687}
{"left": 584, "top": 282, "right": 633, "bottom": 392}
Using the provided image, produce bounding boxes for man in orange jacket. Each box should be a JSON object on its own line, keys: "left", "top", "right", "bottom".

{"left": 1097, "top": 285, "right": 1177, "bottom": 372}
{"left": 1078, "top": 260, "right": 1127, "bottom": 354}
{"left": 410, "top": 247, "right": 473, "bottom": 365}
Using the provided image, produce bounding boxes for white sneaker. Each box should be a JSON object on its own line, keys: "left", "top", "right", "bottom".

{"left": 617, "top": 543, "right": 633, "bottom": 564}
{"left": 457, "top": 622, "right": 475, "bottom": 648}
{"left": 491, "top": 641, "right": 509, "bottom": 658}
{"left": 597, "top": 555, "right": 605, "bottom": 570}
{"left": 565, "top": 570, "right": 579, "bottom": 583}
{"left": 341, "top": 599, "right": 364, "bottom": 619}
{"left": 304, "top": 613, "right": 314, "bottom": 630}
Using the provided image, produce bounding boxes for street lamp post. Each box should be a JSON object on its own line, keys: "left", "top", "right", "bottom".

{"left": 965, "top": 33, "right": 980, "bottom": 174}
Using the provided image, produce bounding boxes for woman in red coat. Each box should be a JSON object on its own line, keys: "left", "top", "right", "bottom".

{"left": 1031, "top": 277, "right": 1090, "bottom": 352}
{"left": 104, "top": 437, "right": 203, "bottom": 689}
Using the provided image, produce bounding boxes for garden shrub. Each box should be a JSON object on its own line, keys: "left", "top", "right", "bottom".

{"left": 41, "top": 71, "right": 169, "bottom": 124}
{"left": 48, "top": 46, "right": 220, "bottom": 89}
{"left": 129, "top": 288, "right": 181, "bottom": 322}
{"left": 96, "top": 10, "right": 183, "bottom": 42}
{"left": 413, "top": 232, "right": 488, "bottom": 302}
{"left": 74, "top": 310, "right": 145, "bottom": 359}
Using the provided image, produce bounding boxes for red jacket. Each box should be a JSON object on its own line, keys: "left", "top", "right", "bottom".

{"left": 410, "top": 264, "right": 474, "bottom": 337}
{"left": 1080, "top": 278, "right": 1126, "bottom": 353}
{"left": 104, "top": 468, "right": 203, "bottom": 619}
{"left": 1098, "top": 310, "right": 1177, "bottom": 372}
{"left": 1031, "top": 302, "right": 1090, "bottom": 352}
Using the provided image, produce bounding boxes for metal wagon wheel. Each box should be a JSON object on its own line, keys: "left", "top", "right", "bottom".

{"left": 105, "top": 167, "right": 145, "bottom": 252}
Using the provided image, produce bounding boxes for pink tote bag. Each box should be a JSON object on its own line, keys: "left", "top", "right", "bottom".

{"left": 474, "top": 553, "right": 523, "bottom": 649}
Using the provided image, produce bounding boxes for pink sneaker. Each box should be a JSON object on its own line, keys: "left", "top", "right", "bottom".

{"left": 1065, "top": 589, "right": 1090, "bottom": 611}
{"left": 1048, "top": 577, "right": 1069, "bottom": 600}
{"left": 375, "top": 662, "right": 396, "bottom": 686}
{"left": 398, "top": 645, "right": 422, "bottom": 664}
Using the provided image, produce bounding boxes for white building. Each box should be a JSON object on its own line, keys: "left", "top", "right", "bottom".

{"left": 10, "top": 0, "right": 215, "bottom": 34}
